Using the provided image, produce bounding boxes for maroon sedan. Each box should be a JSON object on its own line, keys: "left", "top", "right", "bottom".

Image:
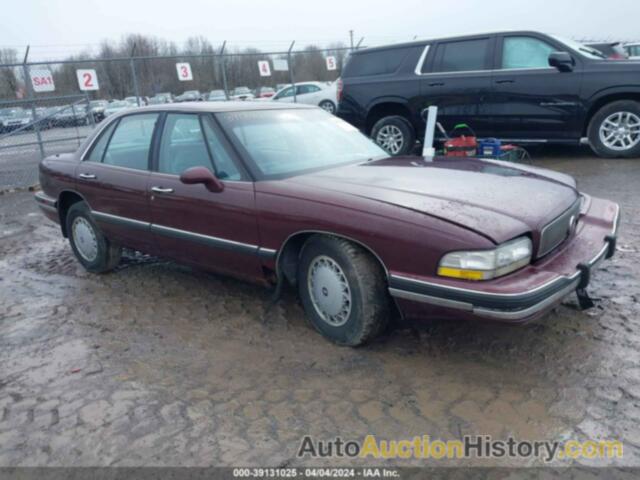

{"left": 35, "top": 102, "right": 619, "bottom": 346}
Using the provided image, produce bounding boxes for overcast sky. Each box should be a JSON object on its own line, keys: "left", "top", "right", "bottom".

{"left": 3, "top": 0, "right": 639, "bottom": 60}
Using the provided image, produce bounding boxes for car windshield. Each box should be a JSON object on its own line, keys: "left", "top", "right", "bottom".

{"left": 217, "top": 109, "right": 388, "bottom": 179}
{"left": 550, "top": 35, "right": 605, "bottom": 59}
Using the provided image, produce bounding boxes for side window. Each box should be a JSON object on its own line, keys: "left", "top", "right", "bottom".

{"left": 86, "top": 121, "right": 117, "bottom": 162}
{"left": 434, "top": 39, "right": 490, "bottom": 72}
{"left": 103, "top": 113, "right": 158, "bottom": 170}
{"left": 158, "top": 114, "right": 213, "bottom": 175}
{"left": 202, "top": 117, "right": 242, "bottom": 181}
{"left": 342, "top": 48, "right": 409, "bottom": 77}
{"left": 297, "top": 84, "right": 321, "bottom": 94}
{"left": 502, "top": 37, "right": 557, "bottom": 69}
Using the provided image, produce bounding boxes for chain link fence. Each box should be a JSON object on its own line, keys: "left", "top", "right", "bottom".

{"left": 0, "top": 44, "right": 353, "bottom": 190}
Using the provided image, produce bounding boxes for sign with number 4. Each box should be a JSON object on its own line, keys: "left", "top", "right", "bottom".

{"left": 258, "top": 60, "right": 271, "bottom": 77}
{"left": 76, "top": 69, "right": 99, "bottom": 91}
{"left": 326, "top": 56, "right": 337, "bottom": 71}
{"left": 176, "top": 63, "right": 193, "bottom": 81}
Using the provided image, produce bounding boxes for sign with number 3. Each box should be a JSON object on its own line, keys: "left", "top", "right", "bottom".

{"left": 176, "top": 63, "right": 193, "bottom": 81}
{"left": 76, "top": 69, "right": 99, "bottom": 91}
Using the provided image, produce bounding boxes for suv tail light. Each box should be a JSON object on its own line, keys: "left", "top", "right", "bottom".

{"left": 336, "top": 78, "right": 343, "bottom": 103}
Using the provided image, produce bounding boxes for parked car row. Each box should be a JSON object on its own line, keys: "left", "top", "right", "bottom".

{"left": 336, "top": 30, "right": 640, "bottom": 159}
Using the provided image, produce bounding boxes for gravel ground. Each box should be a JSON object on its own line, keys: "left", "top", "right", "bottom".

{"left": 0, "top": 146, "right": 639, "bottom": 470}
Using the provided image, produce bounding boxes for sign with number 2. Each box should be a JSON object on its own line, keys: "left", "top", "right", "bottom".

{"left": 176, "top": 63, "right": 193, "bottom": 81}
{"left": 76, "top": 69, "right": 99, "bottom": 91}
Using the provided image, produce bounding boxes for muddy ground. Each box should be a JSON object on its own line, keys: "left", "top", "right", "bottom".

{"left": 0, "top": 146, "right": 639, "bottom": 469}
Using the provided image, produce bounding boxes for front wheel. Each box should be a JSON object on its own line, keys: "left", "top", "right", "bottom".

{"left": 66, "top": 202, "right": 122, "bottom": 273}
{"left": 588, "top": 100, "right": 640, "bottom": 158}
{"left": 319, "top": 100, "right": 336, "bottom": 114}
{"left": 297, "top": 235, "right": 390, "bottom": 346}
{"left": 371, "top": 115, "right": 416, "bottom": 156}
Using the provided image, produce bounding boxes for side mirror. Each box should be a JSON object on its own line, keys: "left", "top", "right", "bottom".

{"left": 548, "top": 52, "right": 574, "bottom": 72}
{"left": 179, "top": 166, "right": 224, "bottom": 193}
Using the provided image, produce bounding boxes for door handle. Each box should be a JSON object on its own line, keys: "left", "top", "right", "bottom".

{"left": 495, "top": 79, "right": 515, "bottom": 84}
{"left": 151, "top": 186, "right": 174, "bottom": 194}
{"left": 428, "top": 82, "right": 444, "bottom": 87}
{"left": 78, "top": 173, "right": 96, "bottom": 179}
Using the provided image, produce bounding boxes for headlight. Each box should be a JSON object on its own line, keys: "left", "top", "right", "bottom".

{"left": 437, "top": 236, "right": 532, "bottom": 281}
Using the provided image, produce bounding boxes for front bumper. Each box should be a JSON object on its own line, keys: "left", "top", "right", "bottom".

{"left": 389, "top": 198, "right": 620, "bottom": 322}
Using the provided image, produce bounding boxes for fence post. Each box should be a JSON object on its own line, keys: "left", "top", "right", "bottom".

{"left": 219, "top": 41, "right": 229, "bottom": 100}
{"left": 21, "top": 46, "right": 45, "bottom": 160}
{"left": 287, "top": 41, "right": 296, "bottom": 103}
{"left": 129, "top": 43, "right": 141, "bottom": 106}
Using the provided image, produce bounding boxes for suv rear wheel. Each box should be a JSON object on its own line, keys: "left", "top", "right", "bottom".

{"left": 588, "top": 100, "right": 640, "bottom": 158}
{"left": 371, "top": 115, "right": 415, "bottom": 156}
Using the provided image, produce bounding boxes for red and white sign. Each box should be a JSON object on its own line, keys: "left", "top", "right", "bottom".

{"left": 326, "top": 56, "right": 337, "bottom": 71}
{"left": 30, "top": 69, "right": 55, "bottom": 92}
{"left": 76, "top": 69, "right": 99, "bottom": 91}
{"left": 258, "top": 60, "right": 271, "bottom": 77}
{"left": 176, "top": 62, "right": 193, "bottom": 81}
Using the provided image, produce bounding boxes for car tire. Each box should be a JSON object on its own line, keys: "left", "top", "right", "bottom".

{"left": 319, "top": 100, "right": 336, "bottom": 114}
{"left": 297, "top": 235, "right": 390, "bottom": 346}
{"left": 66, "top": 202, "right": 121, "bottom": 273}
{"left": 371, "top": 115, "right": 416, "bottom": 156}
{"left": 588, "top": 100, "right": 640, "bottom": 158}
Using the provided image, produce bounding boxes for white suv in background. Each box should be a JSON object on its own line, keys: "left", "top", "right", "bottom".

{"left": 624, "top": 43, "right": 640, "bottom": 58}
{"left": 271, "top": 81, "right": 338, "bottom": 114}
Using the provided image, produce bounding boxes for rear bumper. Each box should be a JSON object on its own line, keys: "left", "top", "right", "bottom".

{"left": 389, "top": 198, "right": 620, "bottom": 322}
{"left": 34, "top": 191, "right": 59, "bottom": 223}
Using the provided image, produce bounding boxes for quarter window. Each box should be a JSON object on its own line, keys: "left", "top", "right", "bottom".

{"left": 103, "top": 113, "right": 158, "bottom": 170}
{"left": 86, "top": 121, "right": 116, "bottom": 162}
{"left": 297, "top": 84, "right": 321, "bottom": 94}
{"left": 502, "top": 37, "right": 557, "bottom": 69}
{"left": 342, "top": 47, "right": 410, "bottom": 77}
{"left": 158, "top": 114, "right": 213, "bottom": 175}
{"left": 435, "top": 39, "right": 490, "bottom": 72}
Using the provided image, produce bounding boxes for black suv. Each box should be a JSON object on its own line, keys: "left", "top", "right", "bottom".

{"left": 337, "top": 31, "right": 640, "bottom": 158}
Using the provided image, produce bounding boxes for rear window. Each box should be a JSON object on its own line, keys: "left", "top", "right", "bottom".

{"left": 342, "top": 47, "right": 410, "bottom": 77}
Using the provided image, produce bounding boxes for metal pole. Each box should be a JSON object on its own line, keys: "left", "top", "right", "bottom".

{"left": 22, "top": 46, "right": 45, "bottom": 159}
{"left": 349, "top": 30, "right": 354, "bottom": 51}
{"left": 287, "top": 41, "right": 296, "bottom": 103}
{"left": 219, "top": 41, "right": 229, "bottom": 100}
{"left": 356, "top": 37, "right": 364, "bottom": 50}
{"left": 129, "top": 42, "right": 141, "bottom": 106}
{"left": 422, "top": 106, "right": 438, "bottom": 158}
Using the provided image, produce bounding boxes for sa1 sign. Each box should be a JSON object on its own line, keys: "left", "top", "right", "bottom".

{"left": 326, "top": 56, "right": 337, "bottom": 71}
{"left": 258, "top": 60, "right": 271, "bottom": 77}
{"left": 76, "top": 69, "right": 99, "bottom": 91}
{"left": 30, "top": 69, "right": 55, "bottom": 92}
{"left": 176, "top": 63, "right": 193, "bottom": 81}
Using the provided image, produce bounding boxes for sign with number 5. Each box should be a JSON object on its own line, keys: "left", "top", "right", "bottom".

{"left": 176, "top": 62, "right": 193, "bottom": 81}
{"left": 76, "top": 69, "right": 99, "bottom": 91}
{"left": 326, "top": 56, "right": 337, "bottom": 71}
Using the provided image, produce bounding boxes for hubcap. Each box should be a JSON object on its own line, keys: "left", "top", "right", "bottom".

{"left": 599, "top": 111, "right": 640, "bottom": 151}
{"left": 375, "top": 125, "right": 404, "bottom": 154}
{"left": 307, "top": 255, "right": 352, "bottom": 327}
{"left": 72, "top": 217, "right": 98, "bottom": 262}
{"left": 321, "top": 101, "right": 335, "bottom": 113}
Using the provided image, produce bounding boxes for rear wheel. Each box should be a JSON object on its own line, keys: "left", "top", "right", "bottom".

{"left": 371, "top": 115, "right": 415, "bottom": 156}
{"left": 319, "top": 100, "right": 336, "bottom": 114}
{"left": 66, "top": 202, "right": 121, "bottom": 273}
{"left": 588, "top": 100, "right": 640, "bottom": 158}
{"left": 297, "top": 235, "right": 390, "bottom": 346}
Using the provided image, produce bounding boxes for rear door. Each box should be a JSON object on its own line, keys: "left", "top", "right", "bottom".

{"left": 76, "top": 113, "right": 159, "bottom": 252}
{"left": 147, "top": 112, "right": 263, "bottom": 281}
{"left": 419, "top": 36, "right": 495, "bottom": 136}
{"left": 488, "top": 33, "right": 583, "bottom": 140}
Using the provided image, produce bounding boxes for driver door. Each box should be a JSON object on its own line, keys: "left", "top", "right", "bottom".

{"left": 147, "top": 112, "right": 263, "bottom": 281}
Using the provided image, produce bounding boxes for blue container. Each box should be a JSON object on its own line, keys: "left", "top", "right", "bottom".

{"left": 477, "top": 138, "right": 501, "bottom": 157}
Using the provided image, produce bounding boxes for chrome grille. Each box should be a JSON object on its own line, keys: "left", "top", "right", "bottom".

{"left": 537, "top": 199, "right": 582, "bottom": 258}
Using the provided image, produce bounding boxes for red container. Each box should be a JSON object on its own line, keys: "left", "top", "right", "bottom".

{"left": 444, "top": 124, "right": 477, "bottom": 157}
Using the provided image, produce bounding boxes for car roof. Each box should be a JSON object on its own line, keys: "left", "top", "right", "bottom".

{"left": 127, "top": 101, "right": 316, "bottom": 114}
{"left": 351, "top": 30, "right": 551, "bottom": 54}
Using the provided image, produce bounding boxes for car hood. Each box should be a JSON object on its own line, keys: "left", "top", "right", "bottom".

{"left": 290, "top": 156, "right": 579, "bottom": 244}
